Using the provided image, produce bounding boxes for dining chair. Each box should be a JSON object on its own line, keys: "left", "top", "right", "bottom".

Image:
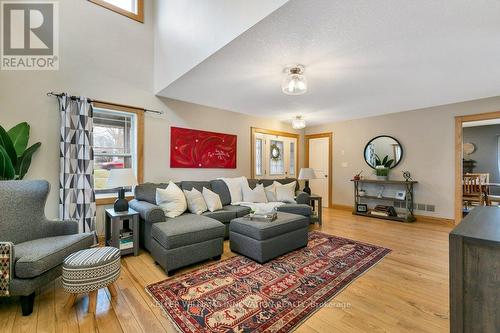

{"left": 462, "top": 174, "right": 485, "bottom": 206}
{"left": 465, "top": 173, "right": 490, "bottom": 184}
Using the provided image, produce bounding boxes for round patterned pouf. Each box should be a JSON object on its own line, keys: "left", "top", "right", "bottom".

{"left": 62, "top": 247, "right": 121, "bottom": 313}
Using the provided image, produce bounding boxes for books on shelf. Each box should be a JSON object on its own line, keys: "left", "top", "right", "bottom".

{"left": 119, "top": 237, "right": 134, "bottom": 250}
{"left": 119, "top": 229, "right": 134, "bottom": 250}
{"left": 370, "top": 205, "right": 398, "bottom": 217}
{"left": 370, "top": 211, "right": 390, "bottom": 217}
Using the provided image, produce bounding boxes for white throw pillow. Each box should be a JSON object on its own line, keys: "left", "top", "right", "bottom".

{"left": 242, "top": 183, "right": 268, "bottom": 203}
{"left": 274, "top": 181, "right": 296, "bottom": 203}
{"left": 219, "top": 176, "right": 247, "bottom": 204}
{"left": 202, "top": 187, "right": 223, "bottom": 212}
{"left": 264, "top": 184, "right": 278, "bottom": 202}
{"left": 183, "top": 188, "right": 208, "bottom": 215}
{"left": 155, "top": 181, "right": 187, "bottom": 218}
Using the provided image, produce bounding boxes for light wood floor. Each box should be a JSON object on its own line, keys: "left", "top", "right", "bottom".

{"left": 0, "top": 209, "right": 452, "bottom": 333}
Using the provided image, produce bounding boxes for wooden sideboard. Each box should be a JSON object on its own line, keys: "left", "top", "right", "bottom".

{"left": 450, "top": 207, "right": 500, "bottom": 333}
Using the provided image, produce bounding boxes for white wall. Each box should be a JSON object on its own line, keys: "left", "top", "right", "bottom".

{"left": 0, "top": 0, "right": 299, "bottom": 221}
{"left": 306, "top": 96, "right": 500, "bottom": 219}
{"left": 147, "top": 98, "right": 301, "bottom": 183}
{"left": 154, "top": 0, "right": 288, "bottom": 93}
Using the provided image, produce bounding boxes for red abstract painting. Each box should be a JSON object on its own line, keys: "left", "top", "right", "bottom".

{"left": 170, "top": 127, "right": 237, "bottom": 168}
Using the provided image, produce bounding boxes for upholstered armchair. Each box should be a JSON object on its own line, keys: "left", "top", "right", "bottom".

{"left": 0, "top": 180, "right": 94, "bottom": 316}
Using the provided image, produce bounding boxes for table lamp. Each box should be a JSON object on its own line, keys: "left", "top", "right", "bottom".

{"left": 298, "top": 168, "right": 317, "bottom": 195}
{"left": 107, "top": 168, "right": 137, "bottom": 212}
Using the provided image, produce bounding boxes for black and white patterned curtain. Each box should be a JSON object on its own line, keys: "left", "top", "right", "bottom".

{"left": 58, "top": 94, "right": 96, "bottom": 234}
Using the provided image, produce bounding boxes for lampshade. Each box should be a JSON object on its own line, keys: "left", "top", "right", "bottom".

{"left": 292, "top": 116, "right": 306, "bottom": 129}
{"left": 106, "top": 168, "right": 138, "bottom": 188}
{"left": 282, "top": 65, "right": 307, "bottom": 95}
{"left": 298, "top": 168, "right": 317, "bottom": 180}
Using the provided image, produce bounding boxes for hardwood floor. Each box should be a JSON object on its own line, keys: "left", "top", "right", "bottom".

{"left": 0, "top": 209, "right": 452, "bottom": 332}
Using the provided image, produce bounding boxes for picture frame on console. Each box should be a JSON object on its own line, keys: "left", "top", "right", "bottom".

{"left": 356, "top": 203, "right": 368, "bottom": 213}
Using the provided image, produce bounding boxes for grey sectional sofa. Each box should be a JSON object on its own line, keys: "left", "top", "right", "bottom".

{"left": 129, "top": 178, "right": 311, "bottom": 275}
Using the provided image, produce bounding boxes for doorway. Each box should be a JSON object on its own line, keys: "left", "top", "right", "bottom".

{"left": 251, "top": 128, "right": 299, "bottom": 179}
{"left": 305, "top": 133, "right": 332, "bottom": 207}
{"left": 454, "top": 111, "right": 500, "bottom": 224}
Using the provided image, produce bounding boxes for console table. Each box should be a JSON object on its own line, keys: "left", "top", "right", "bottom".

{"left": 351, "top": 179, "right": 417, "bottom": 222}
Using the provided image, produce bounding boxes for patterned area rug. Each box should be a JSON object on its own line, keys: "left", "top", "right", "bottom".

{"left": 146, "top": 231, "right": 391, "bottom": 333}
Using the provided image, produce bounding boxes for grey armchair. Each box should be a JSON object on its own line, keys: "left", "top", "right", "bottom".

{"left": 0, "top": 180, "right": 94, "bottom": 316}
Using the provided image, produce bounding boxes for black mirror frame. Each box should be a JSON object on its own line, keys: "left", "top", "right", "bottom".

{"left": 363, "top": 135, "right": 403, "bottom": 169}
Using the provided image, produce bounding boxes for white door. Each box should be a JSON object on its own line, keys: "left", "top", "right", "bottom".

{"left": 308, "top": 137, "right": 329, "bottom": 207}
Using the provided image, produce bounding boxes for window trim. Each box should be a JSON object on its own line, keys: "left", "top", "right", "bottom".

{"left": 88, "top": 0, "right": 144, "bottom": 23}
{"left": 93, "top": 101, "right": 144, "bottom": 205}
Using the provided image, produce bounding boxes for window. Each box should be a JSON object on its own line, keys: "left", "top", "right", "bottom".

{"left": 289, "top": 142, "right": 295, "bottom": 176}
{"left": 92, "top": 102, "right": 144, "bottom": 202}
{"left": 89, "top": 0, "right": 144, "bottom": 23}
{"left": 498, "top": 136, "right": 500, "bottom": 177}
{"left": 255, "top": 138, "right": 263, "bottom": 176}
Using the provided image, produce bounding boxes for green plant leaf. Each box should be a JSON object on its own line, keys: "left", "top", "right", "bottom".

{"left": 7, "top": 122, "right": 30, "bottom": 157}
{"left": 0, "top": 145, "right": 16, "bottom": 180}
{"left": 382, "top": 155, "right": 388, "bottom": 165}
{"left": 385, "top": 159, "right": 394, "bottom": 168}
{"left": 375, "top": 154, "right": 381, "bottom": 165}
{"left": 15, "top": 142, "right": 41, "bottom": 180}
{"left": 0, "top": 125, "right": 17, "bottom": 164}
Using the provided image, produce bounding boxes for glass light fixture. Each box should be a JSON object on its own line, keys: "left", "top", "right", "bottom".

{"left": 282, "top": 65, "right": 307, "bottom": 95}
{"left": 292, "top": 116, "right": 306, "bottom": 129}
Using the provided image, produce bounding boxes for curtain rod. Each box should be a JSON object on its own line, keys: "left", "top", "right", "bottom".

{"left": 46, "top": 92, "right": 163, "bottom": 115}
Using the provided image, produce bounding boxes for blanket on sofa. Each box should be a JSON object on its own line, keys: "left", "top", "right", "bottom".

{"left": 233, "top": 201, "right": 284, "bottom": 214}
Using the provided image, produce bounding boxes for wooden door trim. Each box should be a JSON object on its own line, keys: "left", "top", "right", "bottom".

{"left": 454, "top": 110, "right": 500, "bottom": 224}
{"left": 250, "top": 127, "right": 300, "bottom": 179}
{"left": 305, "top": 132, "right": 333, "bottom": 208}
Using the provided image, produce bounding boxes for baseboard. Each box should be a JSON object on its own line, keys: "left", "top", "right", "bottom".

{"left": 330, "top": 204, "right": 352, "bottom": 211}
{"left": 328, "top": 204, "right": 454, "bottom": 225}
{"left": 414, "top": 214, "right": 455, "bottom": 225}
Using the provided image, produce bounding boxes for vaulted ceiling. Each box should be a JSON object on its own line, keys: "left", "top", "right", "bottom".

{"left": 156, "top": 0, "right": 500, "bottom": 125}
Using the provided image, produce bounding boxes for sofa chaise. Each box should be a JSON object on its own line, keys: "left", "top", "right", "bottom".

{"left": 129, "top": 178, "right": 312, "bottom": 275}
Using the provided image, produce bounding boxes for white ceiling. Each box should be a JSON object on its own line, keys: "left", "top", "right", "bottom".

{"left": 157, "top": 0, "right": 500, "bottom": 126}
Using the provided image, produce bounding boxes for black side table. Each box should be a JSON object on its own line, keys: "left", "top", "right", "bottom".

{"left": 105, "top": 208, "right": 139, "bottom": 256}
{"left": 309, "top": 194, "right": 323, "bottom": 225}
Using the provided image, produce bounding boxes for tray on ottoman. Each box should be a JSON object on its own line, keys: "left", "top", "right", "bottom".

{"left": 229, "top": 212, "right": 309, "bottom": 263}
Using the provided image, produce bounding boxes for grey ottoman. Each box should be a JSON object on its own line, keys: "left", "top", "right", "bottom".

{"left": 150, "top": 214, "right": 225, "bottom": 276}
{"left": 62, "top": 247, "right": 121, "bottom": 314}
{"left": 229, "top": 212, "right": 309, "bottom": 263}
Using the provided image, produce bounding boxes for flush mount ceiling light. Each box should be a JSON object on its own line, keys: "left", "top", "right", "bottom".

{"left": 292, "top": 116, "right": 306, "bottom": 129}
{"left": 282, "top": 65, "right": 307, "bottom": 95}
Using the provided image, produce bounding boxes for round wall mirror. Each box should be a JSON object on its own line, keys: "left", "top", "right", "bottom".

{"left": 363, "top": 135, "right": 403, "bottom": 169}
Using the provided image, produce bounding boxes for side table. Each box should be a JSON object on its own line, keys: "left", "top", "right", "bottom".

{"left": 309, "top": 194, "right": 323, "bottom": 225}
{"left": 105, "top": 208, "right": 139, "bottom": 256}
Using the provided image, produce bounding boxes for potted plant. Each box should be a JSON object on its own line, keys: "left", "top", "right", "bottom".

{"left": 374, "top": 154, "right": 394, "bottom": 180}
{"left": 0, "top": 122, "right": 41, "bottom": 180}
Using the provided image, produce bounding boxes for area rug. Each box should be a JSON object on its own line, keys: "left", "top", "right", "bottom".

{"left": 146, "top": 231, "right": 391, "bottom": 333}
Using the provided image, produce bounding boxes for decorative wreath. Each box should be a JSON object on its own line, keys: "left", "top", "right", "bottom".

{"left": 270, "top": 144, "right": 281, "bottom": 161}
